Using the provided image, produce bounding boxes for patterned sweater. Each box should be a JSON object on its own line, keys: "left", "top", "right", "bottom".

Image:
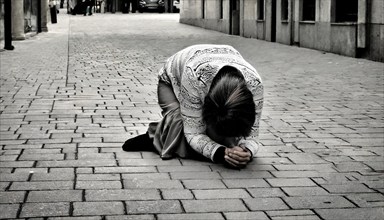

{"left": 158, "top": 44, "right": 264, "bottom": 161}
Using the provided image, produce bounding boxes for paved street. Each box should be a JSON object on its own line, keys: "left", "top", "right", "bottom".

{"left": 1, "top": 9, "right": 384, "bottom": 220}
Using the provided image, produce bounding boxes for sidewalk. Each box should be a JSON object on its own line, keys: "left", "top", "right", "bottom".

{"left": 1, "top": 10, "right": 383, "bottom": 219}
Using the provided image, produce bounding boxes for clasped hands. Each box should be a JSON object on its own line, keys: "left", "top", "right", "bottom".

{"left": 224, "top": 145, "right": 252, "bottom": 168}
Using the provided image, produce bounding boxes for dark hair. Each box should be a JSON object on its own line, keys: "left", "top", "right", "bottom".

{"left": 202, "top": 66, "right": 256, "bottom": 137}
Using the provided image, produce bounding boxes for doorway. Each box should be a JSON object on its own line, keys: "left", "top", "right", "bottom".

{"left": 271, "top": 0, "right": 276, "bottom": 42}
{"left": 230, "top": 0, "right": 240, "bottom": 35}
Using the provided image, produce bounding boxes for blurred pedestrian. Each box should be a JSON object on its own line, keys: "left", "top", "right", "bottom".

{"left": 83, "top": 0, "right": 94, "bottom": 16}
{"left": 122, "top": 44, "right": 264, "bottom": 168}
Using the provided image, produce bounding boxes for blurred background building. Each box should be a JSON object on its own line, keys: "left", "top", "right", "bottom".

{"left": 179, "top": 0, "right": 384, "bottom": 62}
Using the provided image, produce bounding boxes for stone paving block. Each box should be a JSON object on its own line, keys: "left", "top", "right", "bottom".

{"left": 49, "top": 217, "right": 102, "bottom": 220}
{"left": 351, "top": 156, "right": 383, "bottom": 162}
{"left": 220, "top": 171, "right": 273, "bottom": 179}
{"left": 78, "top": 153, "right": 115, "bottom": 159}
{"left": 253, "top": 157, "right": 292, "bottom": 165}
{"left": 236, "top": 164, "right": 277, "bottom": 171}
{"left": 157, "top": 165, "right": 211, "bottom": 172}
{"left": 20, "top": 202, "right": 70, "bottom": 218}
{"left": 161, "top": 189, "right": 194, "bottom": 200}
{"left": 345, "top": 193, "right": 384, "bottom": 207}
{"left": 282, "top": 186, "right": 330, "bottom": 196}
{"left": 37, "top": 159, "right": 116, "bottom": 167}
{"left": 284, "top": 195, "right": 356, "bottom": 209}
{"left": 10, "top": 181, "right": 73, "bottom": 190}
{"left": 192, "top": 189, "right": 251, "bottom": 199}
{"left": 365, "top": 161, "right": 384, "bottom": 171}
{"left": 0, "top": 168, "right": 12, "bottom": 173}
{"left": 123, "top": 179, "right": 183, "bottom": 189}
{"left": 31, "top": 172, "right": 75, "bottom": 181}
{"left": 315, "top": 207, "right": 384, "bottom": 220}
{"left": 76, "top": 180, "right": 122, "bottom": 189}
{"left": 3, "top": 145, "right": 40, "bottom": 151}
{"left": 73, "top": 202, "right": 125, "bottom": 216}
{"left": 0, "top": 172, "right": 30, "bottom": 181}
{"left": 115, "top": 152, "right": 142, "bottom": 158}
{"left": 322, "top": 183, "right": 374, "bottom": 194}
{"left": 28, "top": 138, "right": 72, "bottom": 144}
{"left": 182, "top": 199, "right": 248, "bottom": 212}
{"left": 247, "top": 187, "right": 286, "bottom": 197}
{"left": 122, "top": 173, "right": 170, "bottom": 180}
{"left": 0, "top": 161, "right": 34, "bottom": 168}
{"left": 266, "top": 178, "right": 317, "bottom": 187}
{"left": 0, "top": 154, "right": 18, "bottom": 161}
{"left": 77, "top": 174, "right": 120, "bottom": 181}
{"left": 27, "top": 190, "right": 82, "bottom": 202}
{"left": 267, "top": 210, "right": 316, "bottom": 217}
{"left": 12, "top": 168, "right": 49, "bottom": 174}
{"left": 23, "top": 149, "right": 61, "bottom": 155}
{"left": 182, "top": 179, "right": 227, "bottom": 189}
{"left": 223, "top": 179, "right": 270, "bottom": 188}
{"left": 271, "top": 170, "right": 322, "bottom": 178}
{"left": 317, "top": 173, "right": 357, "bottom": 184}
{"left": 170, "top": 171, "right": 221, "bottom": 179}
{"left": 243, "top": 198, "right": 289, "bottom": 211}
{"left": 0, "top": 204, "right": 20, "bottom": 219}
{"left": 118, "top": 158, "right": 181, "bottom": 166}
{"left": 72, "top": 137, "right": 102, "bottom": 143}
{"left": 258, "top": 145, "right": 301, "bottom": 153}
{"left": 2, "top": 149, "right": 22, "bottom": 155}
{"left": 279, "top": 153, "right": 326, "bottom": 164}
{"left": 224, "top": 211, "right": 269, "bottom": 220}
{"left": 126, "top": 200, "right": 183, "bottom": 214}
{"left": 85, "top": 189, "right": 161, "bottom": 201}
{"left": 271, "top": 216, "right": 321, "bottom": 220}
{"left": 178, "top": 160, "right": 215, "bottom": 166}
{"left": 363, "top": 181, "right": 384, "bottom": 190}
{"left": 334, "top": 162, "right": 372, "bottom": 172}
{"left": 0, "top": 140, "right": 26, "bottom": 145}
{"left": 158, "top": 213, "right": 224, "bottom": 220}
{"left": 0, "top": 191, "right": 26, "bottom": 203}
{"left": 76, "top": 168, "right": 94, "bottom": 174}
{"left": 19, "top": 133, "right": 51, "bottom": 139}
{"left": 106, "top": 215, "right": 155, "bottom": 220}
{"left": 44, "top": 143, "right": 77, "bottom": 150}
{"left": 51, "top": 133, "right": 83, "bottom": 139}
{"left": 273, "top": 164, "right": 336, "bottom": 171}
{"left": 95, "top": 166, "right": 157, "bottom": 173}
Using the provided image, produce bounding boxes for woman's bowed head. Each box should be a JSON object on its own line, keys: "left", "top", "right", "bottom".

{"left": 204, "top": 66, "right": 256, "bottom": 168}
{"left": 123, "top": 44, "right": 263, "bottom": 169}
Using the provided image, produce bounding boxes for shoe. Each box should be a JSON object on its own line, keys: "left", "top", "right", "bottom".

{"left": 122, "top": 132, "right": 154, "bottom": 152}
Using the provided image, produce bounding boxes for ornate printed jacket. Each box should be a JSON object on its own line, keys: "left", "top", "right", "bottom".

{"left": 158, "top": 44, "right": 264, "bottom": 161}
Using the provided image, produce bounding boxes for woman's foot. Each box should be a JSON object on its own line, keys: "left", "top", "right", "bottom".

{"left": 122, "top": 132, "right": 154, "bottom": 152}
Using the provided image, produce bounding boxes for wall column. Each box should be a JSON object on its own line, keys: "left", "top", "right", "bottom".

{"left": 11, "top": 0, "right": 25, "bottom": 40}
{"left": 293, "top": 0, "right": 300, "bottom": 44}
{"left": 357, "top": 0, "right": 367, "bottom": 48}
{"left": 40, "top": 0, "right": 49, "bottom": 32}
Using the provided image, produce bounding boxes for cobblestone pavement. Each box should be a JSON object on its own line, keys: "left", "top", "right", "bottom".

{"left": 1, "top": 10, "right": 383, "bottom": 220}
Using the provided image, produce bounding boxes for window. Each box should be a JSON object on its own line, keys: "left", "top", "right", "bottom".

{"left": 281, "top": 0, "right": 289, "bottom": 21}
{"left": 219, "top": 0, "right": 223, "bottom": 19}
{"left": 202, "top": 0, "right": 205, "bottom": 19}
{"left": 335, "top": 0, "right": 358, "bottom": 22}
{"left": 302, "top": 0, "right": 316, "bottom": 21}
{"left": 257, "top": 0, "right": 264, "bottom": 20}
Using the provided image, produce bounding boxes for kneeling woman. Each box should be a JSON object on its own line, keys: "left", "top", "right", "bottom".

{"left": 123, "top": 44, "right": 264, "bottom": 168}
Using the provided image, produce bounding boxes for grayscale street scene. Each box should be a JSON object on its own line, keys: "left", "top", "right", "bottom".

{"left": 1, "top": 1, "right": 384, "bottom": 220}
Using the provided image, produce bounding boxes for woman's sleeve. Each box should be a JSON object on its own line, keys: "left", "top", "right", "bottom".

{"left": 179, "top": 67, "right": 223, "bottom": 161}
{"left": 238, "top": 80, "right": 264, "bottom": 157}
